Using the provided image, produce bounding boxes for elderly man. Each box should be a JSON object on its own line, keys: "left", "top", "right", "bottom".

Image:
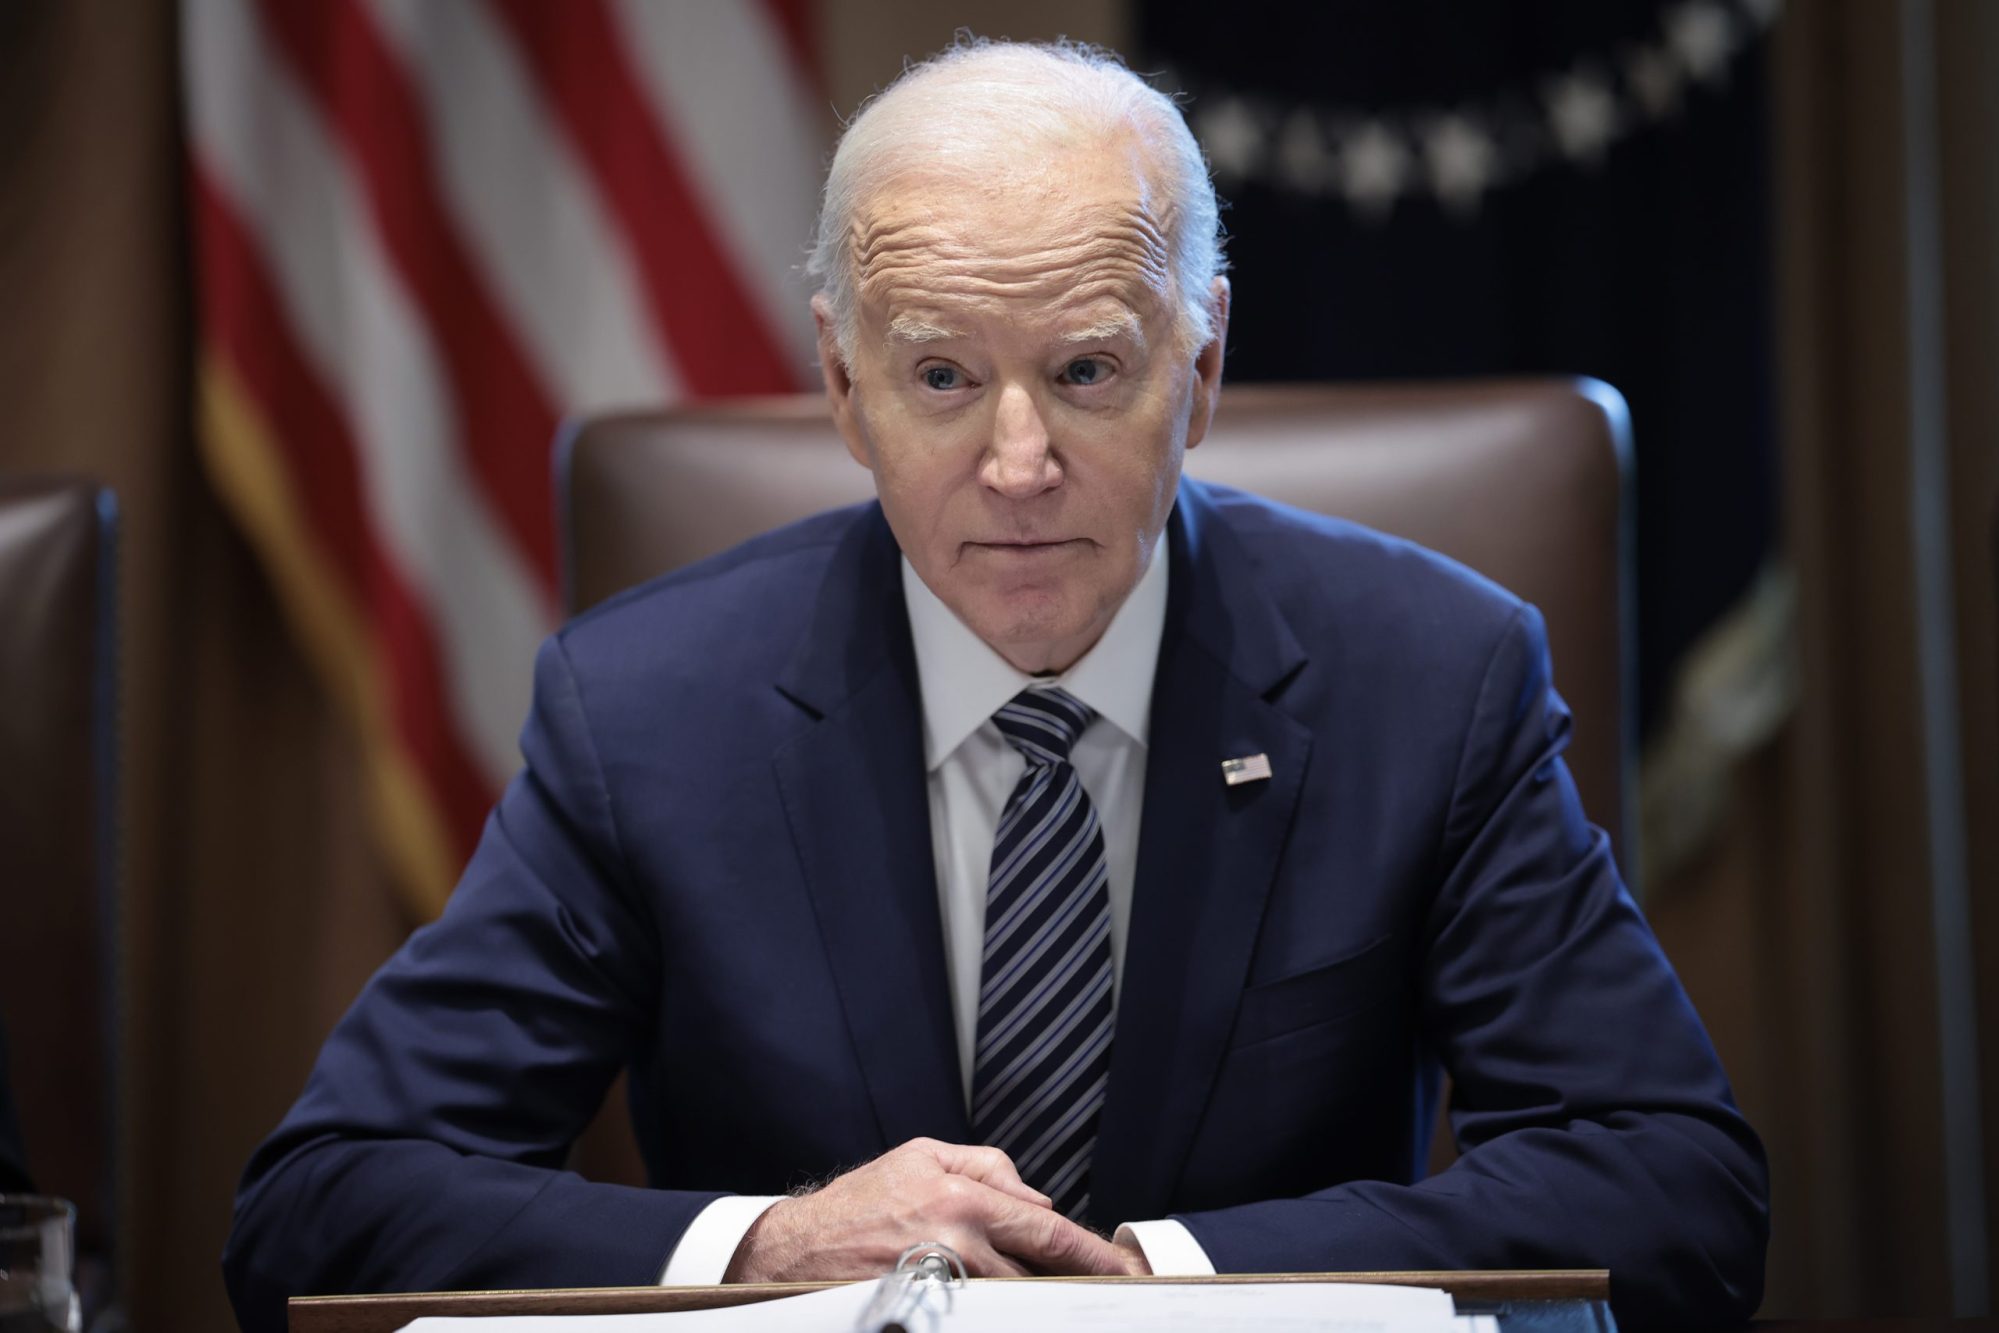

{"left": 225, "top": 40, "right": 1766, "bottom": 1332}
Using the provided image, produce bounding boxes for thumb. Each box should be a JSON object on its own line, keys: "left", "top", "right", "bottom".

{"left": 986, "top": 1199, "right": 1132, "bottom": 1276}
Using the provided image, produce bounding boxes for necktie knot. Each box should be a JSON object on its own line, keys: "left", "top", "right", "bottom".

{"left": 992, "top": 687, "right": 1094, "bottom": 765}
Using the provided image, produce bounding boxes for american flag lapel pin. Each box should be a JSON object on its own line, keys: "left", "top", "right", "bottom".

{"left": 1221, "top": 753, "right": 1273, "bottom": 786}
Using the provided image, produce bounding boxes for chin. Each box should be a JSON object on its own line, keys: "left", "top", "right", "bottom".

{"left": 971, "top": 606, "right": 1105, "bottom": 672}
{"left": 966, "top": 592, "right": 1076, "bottom": 642}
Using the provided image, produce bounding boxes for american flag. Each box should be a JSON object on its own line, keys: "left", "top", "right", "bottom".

{"left": 182, "top": 0, "right": 824, "bottom": 915}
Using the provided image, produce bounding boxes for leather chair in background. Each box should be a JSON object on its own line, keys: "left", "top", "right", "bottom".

{"left": 557, "top": 380, "right": 1632, "bottom": 1191}
{"left": 0, "top": 477, "right": 120, "bottom": 1316}
{"left": 559, "top": 380, "right": 1632, "bottom": 858}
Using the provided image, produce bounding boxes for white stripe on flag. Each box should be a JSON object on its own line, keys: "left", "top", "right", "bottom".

{"left": 364, "top": 0, "right": 685, "bottom": 414}
{"left": 608, "top": 0, "right": 824, "bottom": 377}
{"left": 184, "top": 0, "right": 546, "bottom": 784}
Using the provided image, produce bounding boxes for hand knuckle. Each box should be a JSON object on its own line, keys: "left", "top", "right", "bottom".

{"left": 919, "top": 1174, "right": 965, "bottom": 1216}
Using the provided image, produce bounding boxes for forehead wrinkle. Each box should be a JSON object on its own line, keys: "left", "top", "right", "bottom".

{"left": 850, "top": 201, "right": 1175, "bottom": 315}
{"left": 861, "top": 248, "right": 1172, "bottom": 330}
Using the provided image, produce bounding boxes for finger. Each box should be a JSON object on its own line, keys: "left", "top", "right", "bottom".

{"left": 981, "top": 1195, "right": 1132, "bottom": 1276}
{"left": 921, "top": 1142, "right": 1052, "bottom": 1207}
{"left": 955, "top": 1238, "right": 1032, "bottom": 1279}
{"left": 1113, "top": 1235, "right": 1152, "bottom": 1277}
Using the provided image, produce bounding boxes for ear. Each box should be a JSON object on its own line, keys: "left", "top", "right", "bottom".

{"left": 813, "top": 294, "right": 872, "bottom": 470}
{"left": 1183, "top": 276, "right": 1232, "bottom": 452}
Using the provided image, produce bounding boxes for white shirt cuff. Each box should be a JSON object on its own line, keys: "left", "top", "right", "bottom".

{"left": 658, "top": 1195, "right": 784, "bottom": 1285}
{"left": 1114, "top": 1218, "right": 1217, "bottom": 1275}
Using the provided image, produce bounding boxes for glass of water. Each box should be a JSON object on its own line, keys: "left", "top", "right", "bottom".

{"left": 0, "top": 1197, "right": 78, "bottom": 1333}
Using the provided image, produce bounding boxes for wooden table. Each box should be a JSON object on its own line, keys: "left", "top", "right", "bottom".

{"left": 290, "top": 1269, "right": 1610, "bottom": 1333}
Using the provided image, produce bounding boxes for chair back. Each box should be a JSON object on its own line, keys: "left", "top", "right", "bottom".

{"left": 560, "top": 380, "right": 1631, "bottom": 860}
{"left": 0, "top": 478, "right": 119, "bottom": 1279}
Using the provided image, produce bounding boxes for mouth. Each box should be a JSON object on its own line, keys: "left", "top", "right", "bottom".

{"left": 965, "top": 538, "right": 1085, "bottom": 557}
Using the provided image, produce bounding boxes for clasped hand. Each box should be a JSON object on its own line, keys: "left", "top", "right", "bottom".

{"left": 722, "top": 1138, "right": 1150, "bottom": 1282}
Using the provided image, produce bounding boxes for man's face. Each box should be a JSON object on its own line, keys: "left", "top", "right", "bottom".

{"left": 816, "top": 141, "right": 1229, "bottom": 674}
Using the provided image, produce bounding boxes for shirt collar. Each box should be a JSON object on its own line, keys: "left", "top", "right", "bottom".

{"left": 902, "top": 534, "right": 1169, "bottom": 770}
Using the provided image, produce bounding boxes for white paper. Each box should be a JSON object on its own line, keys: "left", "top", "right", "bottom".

{"left": 398, "top": 1281, "right": 877, "bottom": 1333}
{"left": 397, "top": 1277, "right": 1463, "bottom": 1333}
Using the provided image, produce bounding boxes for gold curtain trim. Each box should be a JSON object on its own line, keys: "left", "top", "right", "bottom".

{"left": 196, "top": 353, "right": 456, "bottom": 920}
{"left": 1638, "top": 562, "right": 1800, "bottom": 888}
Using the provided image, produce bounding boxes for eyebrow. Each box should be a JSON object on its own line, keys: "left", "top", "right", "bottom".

{"left": 882, "top": 309, "right": 1147, "bottom": 348}
{"left": 1057, "top": 311, "right": 1145, "bottom": 347}
{"left": 885, "top": 314, "right": 966, "bottom": 344}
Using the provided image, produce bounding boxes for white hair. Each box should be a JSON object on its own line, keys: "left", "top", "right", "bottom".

{"left": 806, "top": 37, "right": 1226, "bottom": 362}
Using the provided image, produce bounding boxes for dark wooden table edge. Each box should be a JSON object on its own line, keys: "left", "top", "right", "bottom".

{"left": 288, "top": 1269, "right": 1609, "bottom": 1332}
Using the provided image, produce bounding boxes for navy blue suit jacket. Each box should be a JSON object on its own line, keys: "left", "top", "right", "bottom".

{"left": 225, "top": 480, "right": 1767, "bottom": 1331}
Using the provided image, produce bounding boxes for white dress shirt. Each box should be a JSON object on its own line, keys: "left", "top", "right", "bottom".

{"left": 661, "top": 537, "right": 1215, "bottom": 1282}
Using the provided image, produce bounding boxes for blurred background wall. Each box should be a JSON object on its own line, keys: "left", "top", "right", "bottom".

{"left": 0, "top": 1, "right": 1993, "bottom": 1327}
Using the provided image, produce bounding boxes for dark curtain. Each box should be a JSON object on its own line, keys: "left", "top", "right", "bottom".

{"left": 1138, "top": 0, "right": 1778, "bottom": 736}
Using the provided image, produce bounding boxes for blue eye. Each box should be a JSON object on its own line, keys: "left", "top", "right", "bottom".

{"left": 1062, "top": 358, "right": 1107, "bottom": 386}
{"left": 922, "top": 365, "right": 961, "bottom": 391}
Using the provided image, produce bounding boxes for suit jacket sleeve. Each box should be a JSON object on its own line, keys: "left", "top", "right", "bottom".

{"left": 1171, "top": 605, "right": 1769, "bottom": 1329}
{"left": 224, "top": 636, "right": 719, "bottom": 1333}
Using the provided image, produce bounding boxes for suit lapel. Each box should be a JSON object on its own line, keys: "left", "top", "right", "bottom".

{"left": 1091, "top": 481, "right": 1312, "bottom": 1225}
{"left": 772, "top": 508, "right": 970, "bottom": 1150}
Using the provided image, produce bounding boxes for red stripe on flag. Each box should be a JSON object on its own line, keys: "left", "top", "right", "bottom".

{"left": 490, "top": 0, "right": 803, "bottom": 397}
{"left": 252, "top": 0, "right": 560, "bottom": 597}
{"left": 192, "top": 164, "right": 497, "bottom": 861}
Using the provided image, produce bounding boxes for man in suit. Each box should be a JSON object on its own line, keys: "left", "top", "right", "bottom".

{"left": 225, "top": 39, "right": 1766, "bottom": 1332}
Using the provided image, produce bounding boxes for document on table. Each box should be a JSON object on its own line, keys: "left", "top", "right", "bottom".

{"left": 396, "top": 1278, "right": 1499, "bottom": 1333}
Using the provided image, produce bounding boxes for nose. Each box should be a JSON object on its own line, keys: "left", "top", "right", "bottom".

{"left": 979, "top": 382, "right": 1061, "bottom": 499}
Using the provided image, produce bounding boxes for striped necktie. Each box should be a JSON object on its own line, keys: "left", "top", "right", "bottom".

{"left": 970, "top": 686, "right": 1115, "bottom": 1221}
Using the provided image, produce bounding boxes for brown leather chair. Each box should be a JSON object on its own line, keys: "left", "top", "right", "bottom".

{"left": 559, "top": 380, "right": 1632, "bottom": 857}
{"left": 557, "top": 379, "right": 1631, "bottom": 1187}
{"left": 0, "top": 478, "right": 119, "bottom": 1312}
